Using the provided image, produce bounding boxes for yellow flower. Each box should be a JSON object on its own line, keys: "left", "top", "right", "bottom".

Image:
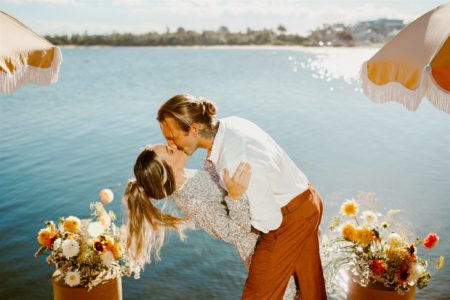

{"left": 342, "top": 222, "right": 357, "bottom": 241}
{"left": 384, "top": 246, "right": 410, "bottom": 263}
{"left": 37, "top": 228, "right": 57, "bottom": 248}
{"left": 340, "top": 199, "right": 359, "bottom": 217}
{"left": 437, "top": 256, "right": 445, "bottom": 270}
{"left": 63, "top": 216, "right": 81, "bottom": 233}
{"left": 355, "top": 226, "right": 373, "bottom": 247}
{"left": 112, "top": 242, "right": 123, "bottom": 259}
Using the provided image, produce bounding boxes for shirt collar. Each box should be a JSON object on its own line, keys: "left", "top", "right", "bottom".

{"left": 208, "top": 119, "right": 224, "bottom": 164}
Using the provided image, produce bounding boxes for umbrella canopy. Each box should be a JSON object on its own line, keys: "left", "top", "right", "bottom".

{"left": 360, "top": 3, "right": 450, "bottom": 114}
{"left": 0, "top": 11, "right": 62, "bottom": 94}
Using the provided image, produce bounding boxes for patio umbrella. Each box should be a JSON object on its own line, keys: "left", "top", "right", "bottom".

{"left": 360, "top": 3, "right": 450, "bottom": 114}
{"left": 0, "top": 10, "right": 62, "bottom": 94}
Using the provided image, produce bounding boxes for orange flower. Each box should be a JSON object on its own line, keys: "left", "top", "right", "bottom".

{"left": 63, "top": 216, "right": 81, "bottom": 233}
{"left": 340, "top": 199, "right": 358, "bottom": 217}
{"left": 342, "top": 222, "right": 357, "bottom": 241}
{"left": 355, "top": 226, "right": 373, "bottom": 247}
{"left": 423, "top": 233, "right": 439, "bottom": 249}
{"left": 37, "top": 228, "right": 57, "bottom": 248}
{"left": 99, "top": 189, "right": 114, "bottom": 204}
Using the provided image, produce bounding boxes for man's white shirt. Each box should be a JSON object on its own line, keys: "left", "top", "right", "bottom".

{"left": 208, "top": 116, "right": 309, "bottom": 233}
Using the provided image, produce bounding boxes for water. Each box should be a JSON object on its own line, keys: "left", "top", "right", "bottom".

{"left": 0, "top": 47, "right": 449, "bottom": 299}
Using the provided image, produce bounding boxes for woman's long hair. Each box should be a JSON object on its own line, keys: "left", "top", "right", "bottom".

{"left": 123, "top": 147, "right": 188, "bottom": 272}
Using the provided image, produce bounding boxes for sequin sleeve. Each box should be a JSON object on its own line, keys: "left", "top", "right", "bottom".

{"left": 224, "top": 195, "right": 252, "bottom": 232}
{"left": 172, "top": 170, "right": 253, "bottom": 246}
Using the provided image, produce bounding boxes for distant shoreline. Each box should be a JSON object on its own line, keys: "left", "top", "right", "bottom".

{"left": 59, "top": 44, "right": 383, "bottom": 49}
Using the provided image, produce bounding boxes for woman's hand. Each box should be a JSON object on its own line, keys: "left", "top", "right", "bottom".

{"left": 223, "top": 161, "right": 252, "bottom": 200}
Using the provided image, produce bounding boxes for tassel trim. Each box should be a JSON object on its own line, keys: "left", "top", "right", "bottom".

{"left": 360, "top": 62, "right": 450, "bottom": 114}
{"left": 0, "top": 47, "right": 62, "bottom": 94}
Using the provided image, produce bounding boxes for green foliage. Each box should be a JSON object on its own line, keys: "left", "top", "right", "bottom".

{"left": 44, "top": 26, "right": 310, "bottom": 46}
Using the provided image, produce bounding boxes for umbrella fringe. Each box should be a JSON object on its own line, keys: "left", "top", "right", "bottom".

{"left": 0, "top": 47, "right": 62, "bottom": 94}
{"left": 422, "top": 68, "right": 450, "bottom": 114}
{"left": 359, "top": 62, "right": 423, "bottom": 112}
{"left": 360, "top": 62, "right": 450, "bottom": 114}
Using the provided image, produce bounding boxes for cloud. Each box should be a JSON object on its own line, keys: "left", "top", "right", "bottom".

{"left": 4, "top": 0, "right": 84, "bottom": 6}
{"left": 113, "top": 0, "right": 418, "bottom": 21}
{"left": 30, "top": 19, "right": 166, "bottom": 35}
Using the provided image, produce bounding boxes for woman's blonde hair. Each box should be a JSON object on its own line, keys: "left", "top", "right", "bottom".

{"left": 123, "top": 146, "right": 187, "bottom": 271}
{"left": 157, "top": 93, "right": 217, "bottom": 132}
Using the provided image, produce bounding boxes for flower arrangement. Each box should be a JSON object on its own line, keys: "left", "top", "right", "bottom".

{"left": 35, "top": 189, "right": 133, "bottom": 290}
{"left": 322, "top": 195, "right": 445, "bottom": 295}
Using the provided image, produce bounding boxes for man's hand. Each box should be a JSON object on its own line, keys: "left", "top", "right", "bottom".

{"left": 224, "top": 161, "right": 252, "bottom": 200}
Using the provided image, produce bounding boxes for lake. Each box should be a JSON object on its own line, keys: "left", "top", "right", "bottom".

{"left": 0, "top": 46, "right": 448, "bottom": 299}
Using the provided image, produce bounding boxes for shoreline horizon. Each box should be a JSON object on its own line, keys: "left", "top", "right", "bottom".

{"left": 59, "top": 44, "right": 383, "bottom": 49}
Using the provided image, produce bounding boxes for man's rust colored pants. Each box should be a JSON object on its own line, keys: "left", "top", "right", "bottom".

{"left": 242, "top": 186, "right": 327, "bottom": 300}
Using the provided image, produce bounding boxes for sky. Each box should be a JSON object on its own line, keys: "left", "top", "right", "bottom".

{"left": 1, "top": 0, "right": 449, "bottom": 36}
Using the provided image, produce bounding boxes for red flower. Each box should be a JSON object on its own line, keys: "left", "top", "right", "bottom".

{"left": 423, "top": 233, "right": 439, "bottom": 249}
{"left": 397, "top": 264, "right": 410, "bottom": 283}
{"left": 370, "top": 259, "right": 386, "bottom": 276}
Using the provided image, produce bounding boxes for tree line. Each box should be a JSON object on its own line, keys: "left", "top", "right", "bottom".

{"left": 45, "top": 25, "right": 312, "bottom": 46}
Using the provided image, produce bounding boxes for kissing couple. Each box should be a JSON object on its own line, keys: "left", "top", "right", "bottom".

{"left": 123, "top": 94, "right": 327, "bottom": 300}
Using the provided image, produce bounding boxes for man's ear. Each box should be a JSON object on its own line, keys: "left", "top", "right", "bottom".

{"left": 189, "top": 123, "right": 200, "bottom": 137}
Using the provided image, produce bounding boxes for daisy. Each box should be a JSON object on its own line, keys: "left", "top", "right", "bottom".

{"left": 64, "top": 271, "right": 80, "bottom": 287}
{"left": 387, "top": 233, "right": 404, "bottom": 248}
{"left": 361, "top": 210, "right": 378, "bottom": 224}
{"left": 62, "top": 239, "right": 80, "bottom": 258}
{"left": 88, "top": 221, "right": 105, "bottom": 238}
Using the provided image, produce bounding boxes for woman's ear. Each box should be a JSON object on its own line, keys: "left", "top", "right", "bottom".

{"left": 189, "top": 123, "right": 200, "bottom": 137}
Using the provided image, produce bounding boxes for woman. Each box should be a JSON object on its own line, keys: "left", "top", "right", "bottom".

{"left": 123, "top": 144, "right": 298, "bottom": 299}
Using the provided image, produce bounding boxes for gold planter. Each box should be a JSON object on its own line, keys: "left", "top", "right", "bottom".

{"left": 52, "top": 276, "right": 122, "bottom": 300}
{"left": 347, "top": 277, "right": 415, "bottom": 300}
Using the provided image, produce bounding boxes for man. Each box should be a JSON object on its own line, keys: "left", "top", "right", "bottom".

{"left": 157, "top": 93, "right": 327, "bottom": 300}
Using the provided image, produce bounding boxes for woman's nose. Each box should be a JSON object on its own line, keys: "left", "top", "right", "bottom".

{"left": 167, "top": 141, "right": 178, "bottom": 149}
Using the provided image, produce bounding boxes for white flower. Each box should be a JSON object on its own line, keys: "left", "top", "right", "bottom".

{"left": 360, "top": 210, "right": 378, "bottom": 224}
{"left": 98, "top": 214, "right": 111, "bottom": 228}
{"left": 387, "top": 233, "right": 404, "bottom": 248}
{"left": 99, "top": 189, "right": 114, "bottom": 204}
{"left": 409, "top": 263, "right": 426, "bottom": 282}
{"left": 53, "top": 238, "right": 62, "bottom": 250}
{"left": 62, "top": 240, "right": 80, "bottom": 258}
{"left": 88, "top": 221, "right": 105, "bottom": 238}
{"left": 387, "top": 209, "right": 401, "bottom": 217}
{"left": 101, "top": 251, "right": 115, "bottom": 266}
{"left": 64, "top": 271, "right": 80, "bottom": 287}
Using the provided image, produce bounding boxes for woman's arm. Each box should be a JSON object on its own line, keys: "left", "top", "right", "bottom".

{"left": 186, "top": 162, "right": 253, "bottom": 244}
